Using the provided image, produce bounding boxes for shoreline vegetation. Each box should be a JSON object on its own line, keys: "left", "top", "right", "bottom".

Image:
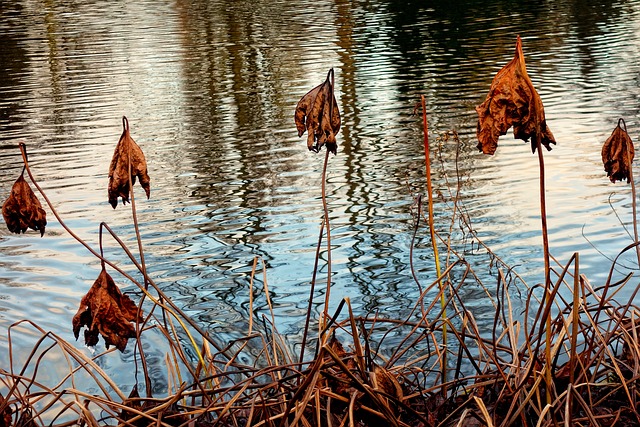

{"left": 3, "top": 37, "right": 640, "bottom": 426}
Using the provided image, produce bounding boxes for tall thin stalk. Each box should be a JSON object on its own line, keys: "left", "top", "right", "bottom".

{"left": 421, "top": 95, "right": 447, "bottom": 388}
{"left": 628, "top": 172, "right": 640, "bottom": 268}
{"left": 320, "top": 148, "right": 332, "bottom": 332}
{"left": 534, "top": 133, "right": 553, "bottom": 406}
{"left": 299, "top": 216, "right": 324, "bottom": 367}
{"left": 320, "top": 69, "right": 337, "bottom": 333}
{"left": 299, "top": 69, "right": 335, "bottom": 365}
{"left": 17, "top": 143, "right": 233, "bottom": 366}
{"left": 296, "top": 148, "right": 333, "bottom": 374}
{"left": 619, "top": 119, "right": 640, "bottom": 268}
{"left": 118, "top": 116, "right": 152, "bottom": 396}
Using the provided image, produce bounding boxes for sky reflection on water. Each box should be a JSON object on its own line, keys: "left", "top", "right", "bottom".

{"left": 2, "top": 0, "right": 640, "bottom": 389}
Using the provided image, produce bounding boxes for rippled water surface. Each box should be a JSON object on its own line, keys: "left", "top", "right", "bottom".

{"left": 3, "top": 0, "right": 640, "bottom": 388}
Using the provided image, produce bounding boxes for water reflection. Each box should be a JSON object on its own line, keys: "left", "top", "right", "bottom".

{"left": 2, "top": 0, "right": 640, "bottom": 390}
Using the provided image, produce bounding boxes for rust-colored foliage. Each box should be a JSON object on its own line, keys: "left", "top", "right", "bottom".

{"left": 602, "top": 118, "right": 634, "bottom": 183}
{"left": 0, "top": 393, "right": 11, "bottom": 427}
{"left": 118, "top": 385, "right": 145, "bottom": 427}
{"left": 108, "top": 116, "right": 151, "bottom": 209}
{"left": 72, "top": 267, "right": 141, "bottom": 351}
{"left": 294, "top": 68, "right": 341, "bottom": 154}
{"left": 325, "top": 335, "right": 358, "bottom": 396}
{"left": 2, "top": 172, "right": 46, "bottom": 237}
{"left": 118, "top": 385, "right": 188, "bottom": 427}
{"left": 372, "top": 364, "right": 403, "bottom": 401}
{"left": 476, "top": 36, "right": 556, "bottom": 155}
{"left": 13, "top": 408, "right": 34, "bottom": 427}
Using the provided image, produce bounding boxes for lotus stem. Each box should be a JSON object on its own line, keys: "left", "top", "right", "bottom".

{"left": 618, "top": 118, "right": 640, "bottom": 268}
{"left": 409, "top": 194, "right": 425, "bottom": 315}
{"left": 124, "top": 117, "right": 153, "bottom": 397}
{"left": 534, "top": 133, "right": 553, "bottom": 406}
{"left": 320, "top": 147, "right": 332, "bottom": 332}
{"left": 421, "top": 95, "right": 447, "bottom": 389}
{"left": 299, "top": 143, "right": 332, "bottom": 371}
{"left": 299, "top": 219, "right": 324, "bottom": 367}
{"left": 629, "top": 160, "right": 640, "bottom": 268}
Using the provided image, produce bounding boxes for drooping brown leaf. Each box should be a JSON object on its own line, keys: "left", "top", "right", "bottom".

{"left": 2, "top": 172, "right": 46, "bottom": 236}
{"left": 476, "top": 36, "right": 556, "bottom": 155}
{"left": 295, "top": 68, "right": 341, "bottom": 154}
{"left": 108, "top": 116, "right": 151, "bottom": 209}
{"left": 602, "top": 118, "right": 635, "bottom": 183}
{"left": 72, "top": 267, "right": 141, "bottom": 351}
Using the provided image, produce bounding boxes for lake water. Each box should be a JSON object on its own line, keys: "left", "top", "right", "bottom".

{"left": 2, "top": 0, "right": 640, "bottom": 392}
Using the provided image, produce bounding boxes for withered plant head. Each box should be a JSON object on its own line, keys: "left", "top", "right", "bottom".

{"left": 294, "top": 68, "right": 341, "bottom": 155}
{"left": 476, "top": 35, "right": 556, "bottom": 155}
{"left": 602, "top": 118, "right": 634, "bottom": 183}
{"left": 2, "top": 170, "right": 47, "bottom": 237}
{"left": 72, "top": 266, "right": 141, "bottom": 351}
{"left": 108, "top": 116, "right": 151, "bottom": 209}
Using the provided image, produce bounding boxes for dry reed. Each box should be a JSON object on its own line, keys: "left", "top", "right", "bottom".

{"left": 2, "top": 130, "right": 640, "bottom": 427}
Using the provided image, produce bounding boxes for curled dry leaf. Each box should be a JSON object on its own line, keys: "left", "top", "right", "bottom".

{"left": 602, "top": 118, "right": 634, "bottom": 183}
{"left": 294, "top": 68, "right": 341, "bottom": 154}
{"left": 476, "top": 36, "right": 556, "bottom": 155}
{"left": 108, "top": 116, "right": 151, "bottom": 208}
{"left": 371, "top": 364, "right": 403, "bottom": 401}
{"left": 72, "top": 267, "right": 141, "bottom": 351}
{"left": 2, "top": 173, "right": 46, "bottom": 236}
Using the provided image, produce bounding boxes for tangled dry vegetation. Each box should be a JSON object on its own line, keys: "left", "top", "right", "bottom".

{"left": 3, "top": 37, "right": 640, "bottom": 427}
{"left": 3, "top": 132, "right": 640, "bottom": 426}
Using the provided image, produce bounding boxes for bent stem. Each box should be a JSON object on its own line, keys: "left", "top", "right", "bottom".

{"left": 124, "top": 116, "right": 153, "bottom": 397}
{"left": 17, "top": 143, "right": 217, "bottom": 367}
{"left": 619, "top": 119, "right": 640, "bottom": 268}
{"left": 18, "top": 143, "right": 97, "bottom": 257}
{"left": 124, "top": 117, "right": 149, "bottom": 292}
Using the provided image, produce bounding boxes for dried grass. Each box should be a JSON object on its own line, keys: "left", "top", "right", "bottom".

{"left": 2, "top": 133, "right": 640, "bottom": 427}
